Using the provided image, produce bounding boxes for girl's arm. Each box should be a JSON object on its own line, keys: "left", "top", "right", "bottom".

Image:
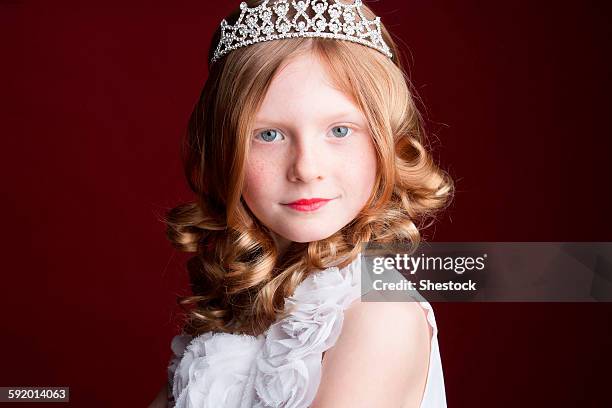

{"left": 147, "top": 382, "right": 168, "bottom": 408}
{"left": 311, "top": 301, "right": 431, "bottom": 408}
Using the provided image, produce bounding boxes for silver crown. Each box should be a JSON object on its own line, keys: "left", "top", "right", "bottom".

{"left": 211, "top": 0, "right": 393, "bottom": 63}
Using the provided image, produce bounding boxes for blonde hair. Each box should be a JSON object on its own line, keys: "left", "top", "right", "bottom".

{"left": 165, "top": 0, "right": 454, "bottom": 336}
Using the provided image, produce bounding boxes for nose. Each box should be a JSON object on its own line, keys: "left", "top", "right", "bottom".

{"left": 288, "top": 134, "right": 325, "bottom": 183}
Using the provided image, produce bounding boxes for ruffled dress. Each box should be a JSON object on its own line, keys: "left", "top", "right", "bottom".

{"left": 166, "top": 253, "right": 447, "bottom": 407}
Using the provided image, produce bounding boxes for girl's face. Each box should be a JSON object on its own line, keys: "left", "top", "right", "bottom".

{"left": 242, "top": 51, "right": 377, "bottom": 250}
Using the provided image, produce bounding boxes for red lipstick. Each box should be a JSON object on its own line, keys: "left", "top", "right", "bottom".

{"left": 284, "top": 198, "right": 334, "bottom": 212}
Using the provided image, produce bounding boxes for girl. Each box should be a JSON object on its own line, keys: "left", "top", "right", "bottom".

{"left": 150, "top": 0, "right": 453, "bottom": 406}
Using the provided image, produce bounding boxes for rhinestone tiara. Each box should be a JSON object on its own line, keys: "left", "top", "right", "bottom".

{"left": 211, "top": 0, "right": 393, "bottom": 63}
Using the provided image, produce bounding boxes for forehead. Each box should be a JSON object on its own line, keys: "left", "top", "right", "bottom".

{"left": 254, "top": 52, "right": 364, "bottom": 126}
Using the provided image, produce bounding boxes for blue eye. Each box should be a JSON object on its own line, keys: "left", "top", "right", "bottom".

{"left": 257, "top": 129, "right": 282, "bottom": 142}
{"left": 256, "top": 127, "right": 351, "bottom": 142}
{"left": 331, "top": 126, "right": 350, "bottom": 138}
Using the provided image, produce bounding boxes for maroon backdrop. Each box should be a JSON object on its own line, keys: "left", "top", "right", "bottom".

{"left": 1, "top": 1, "right": 611, "bottom": 406}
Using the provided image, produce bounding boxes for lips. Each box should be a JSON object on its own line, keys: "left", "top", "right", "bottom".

{"left": 286, "top": 198, "right": 331, "bottom": 205}
{"left": 283, "top": 197, "right": 334, "bottom": 212}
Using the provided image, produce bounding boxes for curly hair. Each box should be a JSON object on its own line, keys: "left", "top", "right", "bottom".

{"left": 165, "top": 0, "right": 454, "bottom": 337}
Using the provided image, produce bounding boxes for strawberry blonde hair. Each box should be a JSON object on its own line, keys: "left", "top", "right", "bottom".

{"left": 165, "top": 0, "right": 454, "bottom": 336}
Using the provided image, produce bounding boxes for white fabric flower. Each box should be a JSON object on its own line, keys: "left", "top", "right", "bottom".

{"left": 253, "top": 357, "right": 311, "bottom": 407}
{"left": 173, "top": 333, "right": 264, "bottom": 408}
{"left": 276, "top": 301, "right": 344, "bottom": 361}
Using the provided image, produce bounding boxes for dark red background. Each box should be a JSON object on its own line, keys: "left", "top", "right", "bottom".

{"left": 2, "top": 0, "right": 611, "bottom": 406}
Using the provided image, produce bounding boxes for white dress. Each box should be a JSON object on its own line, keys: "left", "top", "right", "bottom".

{"left": 166, "top": 253, "right": 447, "bottom": 407}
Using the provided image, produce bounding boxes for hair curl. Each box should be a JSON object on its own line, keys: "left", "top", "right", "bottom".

{"left": 164, "top": 0, "right": 454, "bottom": 337}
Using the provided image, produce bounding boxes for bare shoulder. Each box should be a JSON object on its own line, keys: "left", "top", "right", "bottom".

{"left": 311, "top": 301, "right": 432, "bottom": 408}
{"left": 345, "top": 300, "right": 431, "bottom": 334}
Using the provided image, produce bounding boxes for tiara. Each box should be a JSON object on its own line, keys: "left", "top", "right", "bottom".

{"left": 211, "top": 0, "right": 393, "bottom": 63}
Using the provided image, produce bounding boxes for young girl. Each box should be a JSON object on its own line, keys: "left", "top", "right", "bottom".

{"left": 150, "top": 1, "right": 453, "bottom": 406}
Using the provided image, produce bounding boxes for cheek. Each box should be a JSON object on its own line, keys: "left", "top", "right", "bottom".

{"left": 243, "top": 160, "right": 265, "bottom": 199}
{"left": 243, "top": 153, "right": 280, "bottom": 203}
{"left": 347, "top": 138, "right": 378, "bottom": 198}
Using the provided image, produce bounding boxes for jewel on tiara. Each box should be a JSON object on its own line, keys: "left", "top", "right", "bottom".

{"left": 211, "top": 0, "right": 393, "bottom": 63}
